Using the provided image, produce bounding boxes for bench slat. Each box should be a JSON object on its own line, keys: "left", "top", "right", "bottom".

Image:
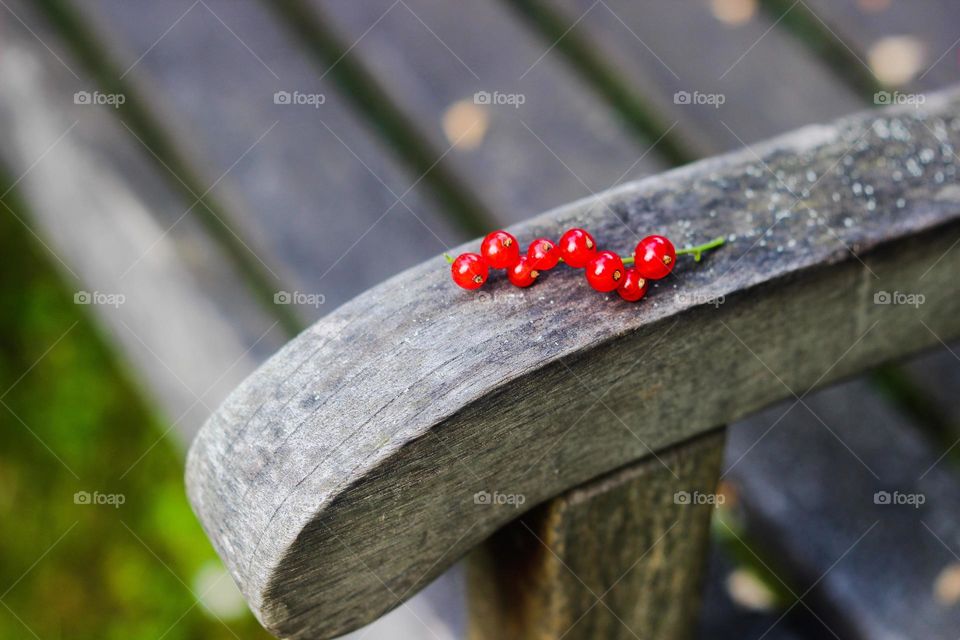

{"left": 78, "top": 0, "right": 467, "bottom": 317}
{"left": 800, "top": 0, "right": 960, "bottom": 91}
{"left": 301, "top": 0, "right": 666, "bottom": 223}
{"left": 515, "top": 0, "right": 863, "bottom": 155}
{"left": 0, "top": 2, "right": 283, "bottom": 438}
{"left": 725, "top": 376, "right": 960, "bottom": 637}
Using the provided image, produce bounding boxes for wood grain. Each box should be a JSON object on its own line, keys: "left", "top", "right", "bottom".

{"left": 467, "top": 430, "right": 725, "bottom": 640}
{"left": 186, "top": 88, "right": 960, "bottom": 639}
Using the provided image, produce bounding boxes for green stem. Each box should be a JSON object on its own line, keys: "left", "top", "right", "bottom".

{"left": 675, "top": 236, "right": 725, "bottom": 262}
{"left": 444, "top": 253, "right": 454, "bottom": 264}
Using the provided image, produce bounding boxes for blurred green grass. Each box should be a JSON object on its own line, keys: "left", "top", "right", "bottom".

{"left": 0, "top": 184, "right": 272, "bottom": 638}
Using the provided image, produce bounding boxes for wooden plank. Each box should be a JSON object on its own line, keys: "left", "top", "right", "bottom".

{"left": 799, "top": 0, "right": 960, "bottom": 91}
{"left": 72, "top": 0, "right": 467, "bottom": 318}
{"left": 724, "top": 377, "right": 960, "bottom": 638}
{"left": 0, "top": 1, "right": 283, "bottom": 440}
{"left": 298, "top": 0, "right": 667, "bottom": 223}
{"left": 529, "top": 0, "right": 863, "bottom": 155}
{"left": 186, "top": 90, "right": 960, "bottom": 639}
{"left": 467, "top": 430, "right": 725, "bottom": 640}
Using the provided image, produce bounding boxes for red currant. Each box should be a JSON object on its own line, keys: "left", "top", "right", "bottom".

{"left": 617, "top": 268, "right": 648, "bottom": 302}
{"left": 527, "top": 238, "right": 559, "bottom": 271}
{"left": 634, "top": 235, "right": 676, "bottom": 280}
{"left": 508, "top": 256, "right": 539, "bottom": 288}
{"left": 585, "top": 250, "right": 624, "bottom": 292}
{"left": 451, "top": 253, "right": 489, "bottom": 290}
{"left": 558, "top": 228, "right": 597, "bottom": 268}
{"left": 480, "top": 230, "right": 520, "bottom": 269}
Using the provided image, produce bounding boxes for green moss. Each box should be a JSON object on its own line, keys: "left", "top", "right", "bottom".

{"left": 0, "top": 181, "right": 271, "bottom": 638}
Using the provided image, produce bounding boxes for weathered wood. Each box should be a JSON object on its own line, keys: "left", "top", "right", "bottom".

{"left": 725, "top": 376, "right": 960, "bottom": 638}
{"left": 300, "top": 0, "right": 666, "bottom": 222}
{"left": 800, "top": 0, "right": 960, "bottom": 91}
{"left": 467, "top": 430, "right": 725, "bottom": 640}
{"left": 186, "top": 89, "right": 960, "bottom": 639}
{"left": 533, "top": 7, "right": 960, "bottom": 635}
{"left": 513, "top": 0, "right": 863, "bottom": 156}
{"left": 75, "top": 0, "right": 467, "bottom": 317}
{"left": 0, "top": 1, "right": 282, "bottom": 439}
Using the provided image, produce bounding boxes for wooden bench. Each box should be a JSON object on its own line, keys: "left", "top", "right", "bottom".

{"left": 3, "top": 0, "right": 960, "bottom": 638}
{"left": 187, "top": 90, "right": 960, "bottom": 638}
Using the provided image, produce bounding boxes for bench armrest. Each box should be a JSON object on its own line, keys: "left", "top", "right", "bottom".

{"left": 186, "top": 86, "right": 960, "bottom": 639}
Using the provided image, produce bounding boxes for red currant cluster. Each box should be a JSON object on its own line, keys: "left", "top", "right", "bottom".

{"left": 448, "top": 228, "right": 723, "bottom": 302}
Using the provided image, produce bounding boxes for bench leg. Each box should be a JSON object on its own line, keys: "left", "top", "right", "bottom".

{"left": 467, "top": 429, "right": 726, "bottom": 640}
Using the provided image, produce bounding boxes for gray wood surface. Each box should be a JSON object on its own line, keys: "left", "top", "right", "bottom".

{"left": 467, "top": 430, "right": 725, "bottom": 640}
{"left": 523, "top": 9, "right": 960, "bottom": 635}
{"left": 800, "top": 0, "right": 960, "bottom": 92}
{"left": 515, "top": 0, "right": 863, "bottom": 155}
{"left": 303, "top": 0, "right": 666, "bottom": 223}
{"left": 74, "top": 0, "right": 467, "bottom": 318}
{"left": 0, "top": 1, "right": 283, "bottom": 439}
{"left": 187, "top": 89, "right": 960, "bottom": 639}
{"left": 725, "top": 377, "right": 960, "bottom": 639}
{"left": 26, "top": 2, "right": 478, "bottom": 635}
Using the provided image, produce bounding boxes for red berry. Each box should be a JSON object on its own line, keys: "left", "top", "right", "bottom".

{"left": 634, "top": 235, "right": 676, "bottom": 280}
{"left": 508, "top": 256, "right": 539, "bottom": 288}
{"left": 585, "top": 250, "right": 625, "bottom": 292}
{"left": 451, "top": 253, "right": 489, "bottom": 290}
{"left": 558, "top": 228, "right": 597, "bottom": 268}
{"left": 617, "top": 268, "right": 648, "bottom": 302}
{"left": 480, "top": 230, "right": 520, "bottom": 269}
{"left": 527, "top": 238, "right": 559, "bottom": 271}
